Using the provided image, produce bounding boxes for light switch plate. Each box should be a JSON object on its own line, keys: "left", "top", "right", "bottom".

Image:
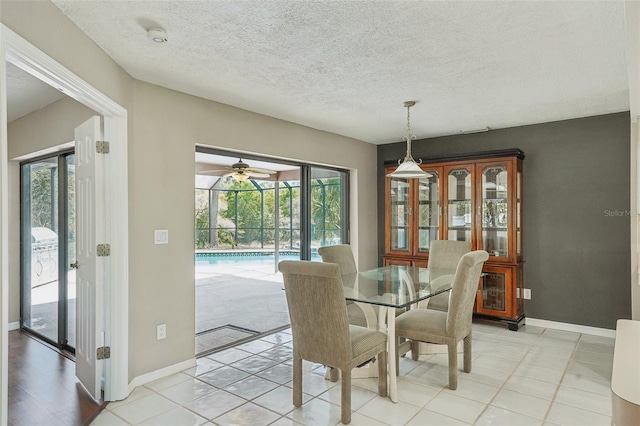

{"left": 154, "top": 229, "right": 169, "bottom": 245}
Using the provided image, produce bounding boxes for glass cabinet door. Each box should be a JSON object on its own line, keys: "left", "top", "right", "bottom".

{"left": 481, "top": 271, "right": 507, "bottom": 313}
{"left": 446, "top": 166, "right": 473, "bottom": 243}
{"left": 479, "top": 162, "right": 510, "bottom": 259}
{"left": 516, "top": 166, "right": 523, "bottom": 259}
{"left": 388, "top": 177, "right": 411, "bottom": 252}
{"left": 416, "top": 170, "right": 440, "bottom": 255}
{"left": 476, "top": 266, "right": 516, "bottom": 319}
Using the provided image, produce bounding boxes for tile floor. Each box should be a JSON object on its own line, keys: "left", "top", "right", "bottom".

{"left": 92, "top": 321, "right": 614, "bottom": 425}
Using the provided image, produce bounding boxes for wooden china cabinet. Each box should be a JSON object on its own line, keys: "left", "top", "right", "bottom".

{"left": 383, "top": 149, "right": 525, "bottom": 330}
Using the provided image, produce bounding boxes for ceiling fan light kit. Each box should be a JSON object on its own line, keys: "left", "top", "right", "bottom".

{"left": 199, "top": 158, "right": 276, "bottom": 181}
{"left": 231, "top": 172, "right": 250, "bottom": 181}
{"left": 387, "top": 101, "right": 432, "bottom": 179}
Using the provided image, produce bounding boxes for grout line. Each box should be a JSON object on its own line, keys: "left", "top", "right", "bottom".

{"left": 101, "top": 323, "right": 614, "bottom": 425}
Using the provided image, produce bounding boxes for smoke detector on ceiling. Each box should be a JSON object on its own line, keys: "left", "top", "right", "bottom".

{"left": 147, "top": 28, "right": 168, "bottom": 43}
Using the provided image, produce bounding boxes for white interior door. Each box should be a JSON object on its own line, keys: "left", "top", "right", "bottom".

{"left": 74, "top": 116, "right": 106, "bottom": 400}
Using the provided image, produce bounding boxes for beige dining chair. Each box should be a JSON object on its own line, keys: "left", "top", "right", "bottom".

{"left": 395, "top": 250, "right": 488, "bottom": 390}
{"left": 422, "top": 240, "right": 472, "bottom": 311}
{"left": 279, "top": 260, "right": 387, "bottom": 424}
{"left": 318, "top": 244, "right": 373, "bottom": 328}
{"left": 318, "top": 244, "right": 357, "bottom": 274}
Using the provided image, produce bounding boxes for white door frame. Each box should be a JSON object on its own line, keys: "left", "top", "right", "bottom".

{"left": 0, "top": 24, "right": 129, "bottom": 420}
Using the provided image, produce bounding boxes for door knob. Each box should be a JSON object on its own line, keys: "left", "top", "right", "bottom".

{"left": 70, "top": 261, "right": 78, "bottom": 269}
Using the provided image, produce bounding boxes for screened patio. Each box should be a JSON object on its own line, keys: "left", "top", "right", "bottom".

{"left": 194, "top": 151, "right": 349, "bottom": 354}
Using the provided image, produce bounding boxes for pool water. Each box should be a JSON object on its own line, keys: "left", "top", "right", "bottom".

{"left": 196, "top": 252, "right": 319, "bottom": 266}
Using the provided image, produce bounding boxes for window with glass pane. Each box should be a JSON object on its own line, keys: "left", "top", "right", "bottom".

{"left": 482, "top": 272, "right": 507, "bottom": 312}
{"left": 390, "top": 178, "right": 410, "bottom": 251}
{"left": 66, "top": 155, "right": 76, "bottom": 348}
{"left": 447, "top": 168, "right": 472, "bottom": 242}
{"left": 482, "top": 165, "right": 508, "bottom": 257}
{"left": 517, "top": 171, "right": 522, "bottom": 257}
{"left": 417, "top": 172, "right": 439, "bottom": 254}
{"left": 311, "top": 168, "right": 346, "bottom": 249}
{"left": 278, "top": 181, "right": 300, "bottom": 250}
{"left": 22, "top": 158, "right": 60, "bottom": 343}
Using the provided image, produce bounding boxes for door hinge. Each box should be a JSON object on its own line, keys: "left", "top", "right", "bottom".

{"left": 97, "top": 243, "right": 111, "bottom": 256}
{"left": 97, "top": 346, "right": 111, "bottom": 360}
{"left": 96, "top": 140, "right": 110, "bottom": 154}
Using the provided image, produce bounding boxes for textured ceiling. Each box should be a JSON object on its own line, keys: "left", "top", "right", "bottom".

{"left": 48, "top": 0, "right": 629, "bottom": 144}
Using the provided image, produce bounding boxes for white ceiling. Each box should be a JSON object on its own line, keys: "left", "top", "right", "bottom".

{"left": 23, "top": 1, "right": 629, "bottom": 144}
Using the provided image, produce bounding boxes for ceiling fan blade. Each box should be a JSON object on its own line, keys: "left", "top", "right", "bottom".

{"left": 247, "top": 167, "right": 276, "bottom": 174}
{"left": 222, "top": 172, "right": 235, "bottom": 177}
{"left": 196, "top": 162, "right": 233, "bottom": 174}
{"left": 246, "top": 171, "right": 270, "bottom": 178}
{"left": 200, "top": 168, "right": 231, "bottom": 174}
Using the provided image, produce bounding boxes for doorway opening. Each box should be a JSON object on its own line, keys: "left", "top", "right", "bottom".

{"left": 194, "top": 148, "right": 349, "bottom": 355}
{"left": 20, "top": 151, "right": 76, "bottom": 353}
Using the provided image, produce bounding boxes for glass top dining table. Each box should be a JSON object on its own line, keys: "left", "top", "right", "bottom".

{"left": 341, "top": 265, "right": 457, "bottom": 309}
{"left": 338, "top": 265, "right": 458, "bottom": 403}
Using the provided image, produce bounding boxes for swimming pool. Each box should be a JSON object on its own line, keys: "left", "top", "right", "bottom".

{"left": 195, "top": 251, "right": 320, "bottom": 266}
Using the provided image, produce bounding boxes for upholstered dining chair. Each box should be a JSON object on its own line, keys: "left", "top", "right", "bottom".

{"left": 422, "top": 240, "right": 472, "bottom": 311}
{"left": 278, "top": 260, "right": 388, "bottom": 424}
{"left": 395, "top": 250, "right": 488, "bottom": 390}
{"left": 318, "top": 244, "right": 357, "bottom": 274}
{"left": 318, "top": 244, "right": 375, "bottom": 328}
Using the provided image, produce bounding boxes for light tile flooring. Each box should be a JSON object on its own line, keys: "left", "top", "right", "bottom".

{"left": 92, "top": 321, "right": 614, "bottom": 425}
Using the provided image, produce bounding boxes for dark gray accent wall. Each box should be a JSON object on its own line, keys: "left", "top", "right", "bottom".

{"left": 377, "top": 112, "right": 631, "bottom": 329}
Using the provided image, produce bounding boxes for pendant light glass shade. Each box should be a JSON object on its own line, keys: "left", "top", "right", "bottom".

{"left": 387, "top": 101, "right": 431, "bottom": 179}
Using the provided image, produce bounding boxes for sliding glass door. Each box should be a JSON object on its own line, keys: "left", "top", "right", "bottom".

{"left": 21, "top": 152, "right": 76, "bottom": 352}
{"left": 195, "top": 149, "right": 350, "bottom": 262}
{"left": 308, "top": 167, "right": 348, "bottom": 258}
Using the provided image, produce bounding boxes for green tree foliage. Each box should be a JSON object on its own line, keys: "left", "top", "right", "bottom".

{"left": 30, "top": 167, "right": 57, "bottom": 230}
{"left": 195, "top": 177, "right": 342, "bottom": 249}
{"left": 311, "top": 177, "right": 342, "bottom": 244}
{"left": 195, "top": 189, "right": 210, "bottom": 249}
{"left": 221, "top": 181, "right": 274, "bottom": 245}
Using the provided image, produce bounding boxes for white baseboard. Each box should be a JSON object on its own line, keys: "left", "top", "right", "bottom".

{"left": 526, "top": 317, "right": 616, "bottom": 338}
{"left": 127, "top": 358, "right": 196, "bottom": 396}
{"left": 8, "top": 321, "right": 19, "bottom": 331}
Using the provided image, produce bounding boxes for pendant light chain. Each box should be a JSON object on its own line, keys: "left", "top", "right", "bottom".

{"left": 386, "top": 100, "right": 431, "bottom": 179}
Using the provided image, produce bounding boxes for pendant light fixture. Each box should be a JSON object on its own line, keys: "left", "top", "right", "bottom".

{"left": 386, "top": 101, "right": 431, "bottom": 179}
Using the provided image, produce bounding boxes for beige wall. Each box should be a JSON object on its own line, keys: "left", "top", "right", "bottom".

{"left": 3, "top": 1, "right": 378, "bottom": 383}
{"left": 8, "top": 97, "right": 96, "bottom": 159}
{"left": 128, "top": 80, "right": 377, "bottom": 377}
{"left": 1, "top": 0, "right": 133, "bottom": 112}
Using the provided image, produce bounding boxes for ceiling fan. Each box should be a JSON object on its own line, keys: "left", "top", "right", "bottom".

{"left": 200, "top": 159, "right": 276, "bottom": 181}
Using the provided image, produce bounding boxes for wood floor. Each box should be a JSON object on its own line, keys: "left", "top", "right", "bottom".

{"left": 8, "top": 330, "right": 105, "bottom": 426}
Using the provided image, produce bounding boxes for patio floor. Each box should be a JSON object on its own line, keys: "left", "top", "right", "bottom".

{"left": 24, "top": 257, "right": 292, "bottom": 355}
{"left": 195, "top": 255, "right": 291, "bottom": 352}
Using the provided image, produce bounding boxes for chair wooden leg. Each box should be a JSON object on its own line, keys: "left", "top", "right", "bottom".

{"left": 293, "top": 357, "right": 302, "bottom": 407}
{"left": 411, "top": 340, "right": 419, "bottom": 361}
{"left": 463, "top": 334, "right": 472, "bottom": 373}
{"left": 377, "top": 350, "right": 387, "bottom": 397}
{"left": 447, "top": 342, "right": 458, "bottom": 390}
{"left": 328, "top": 366, "right": 339, "bottom": 382}
{"left": 341, "top": 368, "right": 352, "bottom": 424}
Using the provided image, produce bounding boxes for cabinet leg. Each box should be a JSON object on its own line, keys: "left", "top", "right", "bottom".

{"left": 506, "top": 315, "right": 526, "bottom": 331}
